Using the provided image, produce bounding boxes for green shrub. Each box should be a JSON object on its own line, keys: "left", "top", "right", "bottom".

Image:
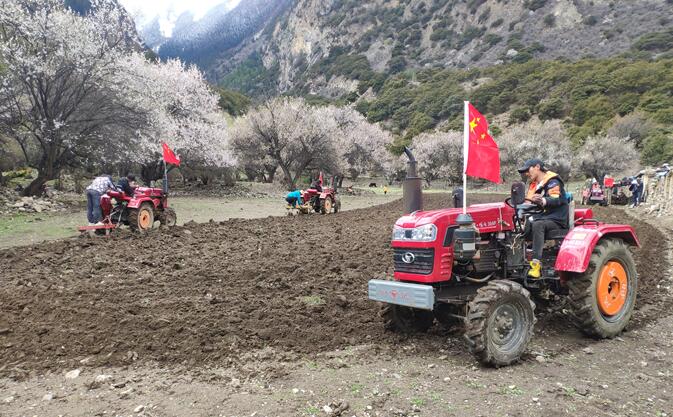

{"left": 215, "top": 87, "right": 251, "bottom": 116}
{"left": 583, "top": 15, "right": 598, "bottom": 26}
{"left": 484, "top": 33, "right": 502, "bottom": 46}
{"left": 641, "top": 133, "right": 673, "bottom": 165}
{"left": 543, "top": 14, "right": 555, "bottom": 27}
{"left": 509, "top": 107, "right": 531, "bottom": 124}
{"left": 490, "top": 18, "right": 504, "bottom": 28}
{"left": 632, "top": 28, "right": 673, "bottom": 52}
{"left": 524, "top": 0, "right": 547, "bottom": 11}
{"left": 538, "top": 98, "right": 565, "bottom": 120}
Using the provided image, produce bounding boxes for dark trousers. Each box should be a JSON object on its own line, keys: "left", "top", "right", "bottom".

{"left": 286, "top": 196, "right": 300, "bottom": 207}
{"left": 524, "top": 218, "right": 563, "bottom": 260}
{"left": 86, "top": 189, "right": 102, "bottom": 223}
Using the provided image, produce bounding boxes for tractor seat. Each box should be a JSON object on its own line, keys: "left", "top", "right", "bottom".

{"left": 547, "top": 228, "right": 569, "bottom": 240}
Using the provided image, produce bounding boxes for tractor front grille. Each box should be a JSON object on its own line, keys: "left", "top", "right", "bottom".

{"left": 394, "top": 248, "right": 434, "bottom": 275}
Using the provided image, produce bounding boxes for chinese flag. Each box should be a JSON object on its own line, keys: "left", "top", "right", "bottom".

{"left": 318, "top": 171, "right": 324, "bottom": 185}
{"left": 465, "top": 103, "right": 501, "bottom": 183}
{"left": 162, "top": 142, "right": 181, "bottom": 166}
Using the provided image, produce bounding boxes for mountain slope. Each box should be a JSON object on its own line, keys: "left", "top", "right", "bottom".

{"left": 157, "top": 0, "right": 292, "bottom": 71}
{"left": 164, "top": 0, "right": 672, "bottom": 98}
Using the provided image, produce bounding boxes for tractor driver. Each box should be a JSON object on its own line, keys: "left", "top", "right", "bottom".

{"left": 118, "top": 174, "right": 138, "bottom": 197}
{"left": 517, "top": 158, "right": 569, "bottom": 279}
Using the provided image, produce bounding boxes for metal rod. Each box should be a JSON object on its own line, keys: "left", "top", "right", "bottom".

{"left": 463, "top": 101, "right": 469, "bottom": 215}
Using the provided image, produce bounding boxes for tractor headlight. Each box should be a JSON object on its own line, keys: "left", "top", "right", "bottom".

{"left": 392, "top": 224, "right": 437, "bottom": 242}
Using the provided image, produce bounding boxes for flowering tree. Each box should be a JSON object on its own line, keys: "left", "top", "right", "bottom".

{"left": 231, "top": 98, "right": 391, "bottom": 189}
{"left": 411, "top": 131, "right": 463, "bottom": 186}
{"left": 325, "top": 106, "right": 393, "bottom": 181}
{"left": 497, "top": 119, "right": 573, "bottom": 181}
{"left": 117, "top": 55, "right": 233, "bottom": 183}
{"left": 575, "top": 135, "right": 639, "bottom": 181}
{"left": 0, "top": 0, "right": 232, "bottom": 194}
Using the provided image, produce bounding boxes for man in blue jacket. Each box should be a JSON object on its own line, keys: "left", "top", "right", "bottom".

{"left": 285, "top": 189, "right": 303, "bottom": 208}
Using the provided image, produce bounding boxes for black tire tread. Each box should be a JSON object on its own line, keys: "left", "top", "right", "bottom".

{"left": 464, "top": 280, "right": 536, "bottom": 367}
{"left": 566, "top": 238, "right": 637, "bottom": 338}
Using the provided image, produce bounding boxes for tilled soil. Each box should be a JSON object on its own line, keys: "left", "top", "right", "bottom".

{"left": 0, "top": 194, "right": 668, "bottom": 380}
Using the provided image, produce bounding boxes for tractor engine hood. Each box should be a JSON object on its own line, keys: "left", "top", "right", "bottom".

{"left": 395, "top": 203, "right": 516, "bottom": 235}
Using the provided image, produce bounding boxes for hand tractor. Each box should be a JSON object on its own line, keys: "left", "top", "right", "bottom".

{"left": 368, "top": 149, "right": 638, "bottom": 367}
{"left": 78, "top": 186, "right": 176, "bottom": 234}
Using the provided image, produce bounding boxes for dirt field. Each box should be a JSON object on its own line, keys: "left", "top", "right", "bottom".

{"left": 1, "top": 194, "right": 671, "bottom": 416}
{"left": 0, "top": 193, "right": 395, "bottom": 249}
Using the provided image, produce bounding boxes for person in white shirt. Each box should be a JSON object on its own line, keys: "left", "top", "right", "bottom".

{"left": 85, "top": 175, "right": 116, "bottom": 225}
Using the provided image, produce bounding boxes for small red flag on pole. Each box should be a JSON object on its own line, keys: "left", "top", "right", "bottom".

{"left": 464, "top": 103, "right": 501, "bottom": 184}
{"left": 162, "top": 142, "right": 181, "bottom": 166}
{"left": 462, "top": 102, "right": 501, "bottom": 213}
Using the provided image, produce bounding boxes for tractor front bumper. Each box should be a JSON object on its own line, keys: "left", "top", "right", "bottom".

{"left": 368, "top": 279, "right": 435, "bottom": 310}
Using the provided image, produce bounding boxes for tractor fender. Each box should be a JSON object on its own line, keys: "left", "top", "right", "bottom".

{"left": 319, "top": 192, "right": 330, "bottom": 200}
{"left": 127, "top": 196, "right": 156, "bottom": 209}
{"left": 555, "top": 225, "right": 640, "bottom": 273}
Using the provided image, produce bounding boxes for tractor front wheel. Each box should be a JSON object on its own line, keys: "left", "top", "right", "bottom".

{"left": 567, "top": 238, "right": 637, "bottom": 338}
{"left": 159, "top": 207, "right": 177, "bottom": 227}
{"left": 320, "top": 197, "right": 333, "bottom": 214}
{"left": 464, "top": 280, "right": 536, "bottom": 367}
{"left": 129, "top": 203, "right": 155, "bottom": 232}
{"left": 381, "top": 304, "right": 434, "bottom": 333}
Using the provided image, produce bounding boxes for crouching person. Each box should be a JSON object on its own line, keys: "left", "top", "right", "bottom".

{"left": 285, "top": 189, "right": 303, "bottom": 208}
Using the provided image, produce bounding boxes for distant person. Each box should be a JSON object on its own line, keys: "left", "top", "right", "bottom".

{"left": 285, "top": 189, "right": 303, "bottom": 208}
{"left": 309, "top": 179, "right": 322, "bottom": 193}
{"left": 117, "top": 174, "right": 138, "bottom": 197}
{"left": 628, "top": 177, "right": 639, "bottom": 208}
{"left": 86, "top": 174, "right": 116, "bottom": 225}
{"left": 635, "top": 177, "right": 644, "bottom": 206}
{"left": 452, "top": 187, "right": 464, "bottom": 208}
{"left": 383, "top": 185, "right": 389, "bottom": 195}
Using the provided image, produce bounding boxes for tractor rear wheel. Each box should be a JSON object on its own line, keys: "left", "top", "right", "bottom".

{"left": 567, "top": 238, "right": 637, "bottom": 338}
{"left": 333, "top": 196, "right": 341, "bottom": 213}
{"left": 381, "top": 304, "right": 434, "bottom": 333}
{"left": 320, "top": 197, "right": 333, "bottom": 214}
{"left": 129, "top": 203, "right": 155, "bottom": 232}
{"left": 464, "top": 280, "right": 535, "bottom": 367}
{"left": 159, "top": 207, "right": 177, "bottom": 227}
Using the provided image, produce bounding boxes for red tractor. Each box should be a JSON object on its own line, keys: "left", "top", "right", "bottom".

{"left": 369, "top": 150, "right": 638, "bottom": 366}
{"left": 295, "top": 174, "right": 341, "bottom": 215}
{"left": 79, "top": 186, "right": 176, "bottom": 234}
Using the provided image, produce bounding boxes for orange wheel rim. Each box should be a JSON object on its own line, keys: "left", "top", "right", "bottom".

{"left": 597, "top": 261, "right": 628, "bottom": 316}
{"left": 325, "top": 200, "right": 332, "bottom": 211}
{"left": 139, "top": 210, "right": 151, "bottom": 229}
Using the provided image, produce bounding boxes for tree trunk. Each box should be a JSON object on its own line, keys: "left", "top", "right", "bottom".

{"left": 23, "top": 175, "right": 49, "bottom": 196}
{"left": 278, "top": 163, "right": 295, "bottom": 190}
{"left": 265, "top": 166, "right": 276, "bottom": 183}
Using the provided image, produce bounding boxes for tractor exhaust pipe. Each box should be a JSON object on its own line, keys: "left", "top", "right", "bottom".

{"left": 402, "top": 146, "right": 423, "bottom": 214}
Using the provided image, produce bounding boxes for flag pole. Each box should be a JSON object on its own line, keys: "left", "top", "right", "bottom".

{"left": 463, "top": 101, "right": 469, "bottom": 214}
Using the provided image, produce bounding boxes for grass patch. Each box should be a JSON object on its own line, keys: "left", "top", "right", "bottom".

{"left": 300, "top": 295, "right": 325, "bottom": 306}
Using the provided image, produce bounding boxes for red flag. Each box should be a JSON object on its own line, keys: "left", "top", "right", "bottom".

{"left": 318, "top": 172, "right": 324, "bottom": 185}
{"left": 465, "top": 103, "right": 501, "bottom": 183}
{"left": 162, "top": 142, "right": 181, "bottom": 166}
